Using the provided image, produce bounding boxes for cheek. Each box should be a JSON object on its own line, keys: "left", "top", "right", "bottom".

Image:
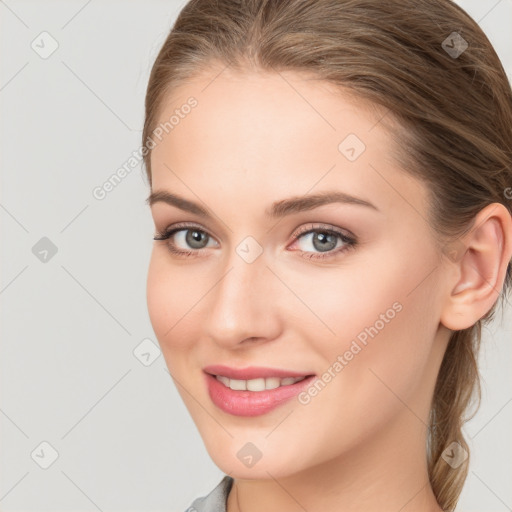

{"left": 290, "top": 299, "right": 437, "bottom": 464}
{"left": 280, "top": 259, "right": 405, "bottom": 355}
{"left": 313, "top": 240, "right": 439, "bottom": 352}
{"left": 146, "top": 251, "right": 171, "bottom": 340}
{"left": 300, "top": 247, "right": 441, "bottom": 408}
{"left": 146, "top": 249, "right": 200, "bottom": 353}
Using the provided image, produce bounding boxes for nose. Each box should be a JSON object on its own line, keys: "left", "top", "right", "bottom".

{"left": 203, "top": 249, "right": 283, "bottom": 350}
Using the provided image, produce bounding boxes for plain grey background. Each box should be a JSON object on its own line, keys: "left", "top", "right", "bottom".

{"left": 1, "top": 1, "right": 511, "bottom": 511}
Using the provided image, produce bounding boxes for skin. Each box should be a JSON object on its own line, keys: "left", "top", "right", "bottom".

{"left": 146, "top": 65, "right": 512, "bottom": 512}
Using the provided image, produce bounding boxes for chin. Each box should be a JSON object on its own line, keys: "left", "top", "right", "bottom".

{"left": 203, "top": 437, "right": 310, "bottom": 480}
{"left": 215, "top": 456, "right": 296, "bottom": 480}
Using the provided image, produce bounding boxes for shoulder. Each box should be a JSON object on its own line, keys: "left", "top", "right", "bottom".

{"left": 184, "top": 476, "right": 234, "bottom": 512}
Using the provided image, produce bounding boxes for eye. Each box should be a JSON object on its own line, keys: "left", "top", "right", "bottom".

{"left": 153, "top": 222, "right": 357, "bottom": 260}
{"left": 153, "top": 223, "right": 218, "bottom": 257}
{"left": 289, "top": 224, "right": 357, "bottom": 260}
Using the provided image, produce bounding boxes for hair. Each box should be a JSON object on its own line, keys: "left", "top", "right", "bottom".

{"left": 142, "top": 1, "right": 512, "bottom": 509}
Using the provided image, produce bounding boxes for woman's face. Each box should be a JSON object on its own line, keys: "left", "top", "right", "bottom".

{"left": 146, "top": 66, "right": 452, "bottom": 478}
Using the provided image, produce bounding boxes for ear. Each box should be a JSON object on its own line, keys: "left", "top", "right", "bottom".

{"left": 440, "top": 202, "right": 512, "bottom": 331}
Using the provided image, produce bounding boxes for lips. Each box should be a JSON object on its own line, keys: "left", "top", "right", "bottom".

{"left": 203, "top": 364, "right": 313, "bottom": 380}
{"left": 203, "top": 364, "right": 316, "bottom": 417}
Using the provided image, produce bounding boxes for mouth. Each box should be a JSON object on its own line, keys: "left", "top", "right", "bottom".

{"left": 203, "top": 364, "right": 313, "bottom": 380}
{"left": 211, "top": 373, "right": 309, "bottom": 391}
{"left": 203, "top": 365, "right": 316, "bottom": 417}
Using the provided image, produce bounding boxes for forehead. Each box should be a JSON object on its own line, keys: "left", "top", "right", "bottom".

{"left": 154, "top": 65, "right": 386, "bottom": 153}
{"left": 149, "top": 66, "right": 428, "bottom": 219}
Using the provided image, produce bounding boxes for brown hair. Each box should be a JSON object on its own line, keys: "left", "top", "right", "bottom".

{"left": 142, "top": 1, "right": 512, "bottom": 509}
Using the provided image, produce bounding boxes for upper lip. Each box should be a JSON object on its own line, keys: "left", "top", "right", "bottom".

{"left": 203, "top": 364, "right": 314, "bottom": 380}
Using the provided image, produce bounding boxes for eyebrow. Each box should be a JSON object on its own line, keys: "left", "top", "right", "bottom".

{"left": 146, "top": 189, "right": 379, "bottom": 218}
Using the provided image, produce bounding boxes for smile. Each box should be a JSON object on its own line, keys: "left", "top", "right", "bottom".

{"left": 204, "top": 370, "right": 316, "bottom": 417}
{"left": 214, "top": 375, "right": 307, "bottom": 391}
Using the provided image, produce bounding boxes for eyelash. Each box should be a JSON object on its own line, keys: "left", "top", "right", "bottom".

{"left": 153, "top": 222, "right": 357, "bottom": 261}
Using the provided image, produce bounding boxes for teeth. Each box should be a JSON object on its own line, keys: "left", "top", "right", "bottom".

{"left": 246, "top": 378, "right": 265, "bottom": 391}
{"left": 229, "top": 379, "right": 246, "bottom": 391}
{"left": 264, "top": 377, "right": 281, "bottom": 390}
{"left": 215, "top": 375, "right": 307, "bottom": 391}
{"left": 281, "top": 377, "right": 300, "bottom": 385}
{"left": 217, "top": 375, "right": 230, "bottom": 387}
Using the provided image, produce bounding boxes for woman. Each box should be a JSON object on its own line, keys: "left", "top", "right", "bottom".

{"left": 142, "top": 0, "right": 512, "bottom": 510}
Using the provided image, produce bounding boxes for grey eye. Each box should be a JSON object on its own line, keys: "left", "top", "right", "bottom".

{"left": 297, "top": 231, "right": 342, "bottom": 253}
{"left": 177, "top": 229, "right": 214, "bottom": 249}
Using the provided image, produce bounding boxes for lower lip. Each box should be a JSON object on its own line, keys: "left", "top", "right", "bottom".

{"left": 205, "top": 372, "right": 316, "bottom": 417}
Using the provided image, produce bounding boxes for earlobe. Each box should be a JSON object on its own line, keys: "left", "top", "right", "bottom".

{"left": 440, "top": 203, "right": 512, "bottom": 331}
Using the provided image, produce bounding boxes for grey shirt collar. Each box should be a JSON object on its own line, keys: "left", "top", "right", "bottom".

{"left": 185, "top": 476, "right": 234, "bottom": 512}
